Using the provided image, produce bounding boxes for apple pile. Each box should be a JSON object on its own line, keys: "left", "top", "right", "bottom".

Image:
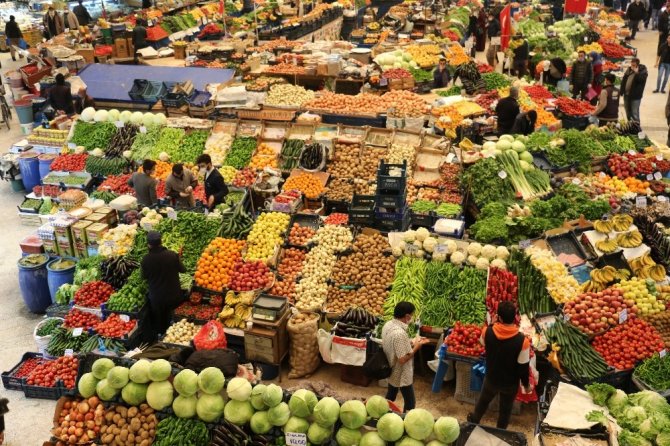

{"left": 564, "top": 288, "right": 630, "bottom": 336}
{"left": 607, "top": 153, "right": 670, "bottom": 178}
{"left": 229, "top": 260, "right": 274, "bottom": 291}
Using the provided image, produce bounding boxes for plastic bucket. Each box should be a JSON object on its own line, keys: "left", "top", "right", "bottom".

{"left": 20, "top": 123, "right": 33, "bottom": 135}
{"left": 46, "top": 257, "right": 77, "bottom": 302}
{"left": 31, "top": 96, "right": 47, "bottom": 115}
{"left": 14, "top": 99, "right": 34, "bottom": 125}
{"left": 17, "top": 255, "right": 52, "bottom": 313}
{"left": 10, "top": 178, "right": 25, "bottom": 192}
{"left": 34, "top": 317, "right": 63, "bottom": 354}
{"left": 18, "top": 151, "right": 40, "bottom": 192}
{"left": 38, "top": 154, "right": 57, "bottom": 180}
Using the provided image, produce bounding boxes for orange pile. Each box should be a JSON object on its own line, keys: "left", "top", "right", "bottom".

{"left": 249, "top": 143, "right": 278, "bottom": 170}
{"left": 283, "top": 173, "right": 325, "bottom": 199}
{"left": 194, "top": 238, "right": 246, "bottom": 290}
{"left": 139, "top": 160, "right": 172, "bottom": 180}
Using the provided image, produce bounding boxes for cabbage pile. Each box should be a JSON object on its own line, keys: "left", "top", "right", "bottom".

{"left": 80, "top": 107, "right": 167, "bottom": 127}
{"left": 374, "top": 51, "right": 420, "bottom": 72}
{"left": 586, "top": 383, "right": 670, "bottom": 445}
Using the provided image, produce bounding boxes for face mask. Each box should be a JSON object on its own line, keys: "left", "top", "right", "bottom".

{"left": 199, "top": 167, "right": 207, "bottom": 176}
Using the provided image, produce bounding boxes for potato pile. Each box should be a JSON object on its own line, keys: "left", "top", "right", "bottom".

{"left": 265, "top": 84, "right": 315, "bottom": 107}
{"left": 271, "top": 248, "right": 307, "bottom": 302}
{"left": 360, "top": 146, "right": 387, "bottom": 181}
{"left": 325, "top": 178, "right": 355, "bottom": 202}
{"left": 384, "top": 90, "right": 428, "bottom": 118}
{"left": 287, "top": 312, "right": 320, "bottom": 379}
{"left": 327, "top": 233, "right": 395, "bottom": 315}
{"left": 288, "top": 224, "right": 316, "bottom": 246}
{"left": 100, "top": 404, "right": 157, "bottom": 446}
{"left": 329, "top": 141, "right": 361, "bottom": 178}
{"left": 162, "top": 319, "right": 201, "bottom": 345}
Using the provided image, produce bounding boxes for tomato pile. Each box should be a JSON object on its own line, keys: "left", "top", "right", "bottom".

{"left": 229, "top": 260, "right": 273, "bottom": 292}
{"left": 232, "top": 167, "right": 256, "bottom": 187}
{"left": 477, "top": 63, "right": 494, "bottom": 73}
{"left": 445, "top": 322, "right": 485, "bottom": 357}
{"left": 554, "top": 97, "right": 595, "bottom": 116}
{"left": 94, "top": 314, "right": 137, "bottom": 338}
{"left": 26, "top": 355, "right": 79, "bottom": 388}
{"left": 53, "top": 397, "right": 104, "bottom": 445}
{"left": 50, "top": 153, "right": 88, "bottom": 172}
{"left": 598, "top": 39, "right": 635, "bottom": 58}
{"left": 33, "top": 184, "right": 62, "bottom": 197}
{"left": 383, "top": 68, "right": 413, "bottom": 79}
{"left": 607, "top": 153, "right": 670, "bottom": 178}
{"left": 592, "top": 318, "right": 665, "bottom": 370}
{"left": 189, "top": 291, "right": 224, "bottom": 307}
{"left": 10, "top": 356, "right": 50, "bottom": 379}
{"left": 288, "top": 223, "right": 316, "bottom": 246}
{"left": 174, "top": 301, "right": 221, "bottom": 320}
{"left": 475, "top": 91, "right": 499, "bottom": 110}
{"left": 524, "top": 85, "right": 554, "bottom": 101}
{"left": 97, "top": 174, "right": 134, "bottom": 195}
{"left": 74, "top": 281, "right": 115, "bottom": 307}
{"left": 324, "top": 213, "right": 349, "bottom": 225}
{"left": 485, "top": 267, "right": 518, "bottom": 322}
{"left": 564, "top": 288, "right": 629, "bottom": 336}
{"left": 63, "top": 308, "right": 102, "bottom": 330}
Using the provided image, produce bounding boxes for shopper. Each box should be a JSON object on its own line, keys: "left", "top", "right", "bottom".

{"left": 475, "top": 8, "right": 487, "bottom": 52}
{"left": 433, "top": 58, "right": 451, "bottom": 88}
{"left": 381, "top": 302, "right": 429, "bottom": 412}
{"left": 4, "top": 16, "right": 22, "bottom": 62}
{"left": 141, "top": 231, "right": 186, "bottom": 342}
{"left": 593, "top": 73, "right": 620, "bottom": 126}
{"left": 569, "top": 51, "right": 593, "bottom": 99}
{"left": 544, "top": 57, "right": 567, "bottom": 86}
{"left": 73, "top": 0, "right": 92, "bottom": 26}
{"left": 132, "top": 18, "right": 149, "bottom": 61}
{"left": 73, "top": 87, "right": 95, "bottom": 115}
{"left": 63, "top": 6, "right": 79, "bottom": 30}
{"left": 486, "top": 12, "right": 500, "bottom": 67}
{"left": 660, "top": 4, "right": 670, "bottom": 47}
{"left": 665, "top": 89, "right": 670, "bottom": 144}
{"left": 128, "top": 159, "right": 158, "bottom": 207}
{"left": 590, "top": 51, "right": 604, "bottom": 103}
{"left": 655, "top": 34, "right": 670, "bottom": 93}
{"left": 511, "top": 35, "right": 529, "bottom": 78}
{"left": 165, "top": 163, "right": 198, "bottom": 208}
{"left": 621, "top": 57, "right": 648, "bottom": 123}
{"left": 651, "top": 0, "right": 663, "bottom": 28}
{"left": 510, "top": 110, "right": 537, "bottom": 135}
{"left": 495, "top": 87, "right": 521, "bottom": 135}
{"left": 626, "top": 0, "right": 647, "bottom": 39}
{"left": 48, "top": 74, "right": 74, "bottom": 115}
{"left": 0, "top": 398, "right": 7, "bottom": 446}
{"left": 467, "top": 301, "right": 530, "bottom": 430}
{"left": 196, "top": 154, "right": 228, "bottom": 209}
{"left": 43, "top": 7, "right": 64, "bottom": 39}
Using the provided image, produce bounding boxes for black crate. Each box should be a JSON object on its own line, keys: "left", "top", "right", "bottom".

{"left": 46, "top": 303, "right": 70, "bottom": 318}
{"left": 2, "top": 352, "right": 46, "bottom": 391}
{"left": 325, "top": 199, "right": 350, "bottom": 214}
{"left": 457, "top": 422, "right": 527, "bottom": 446}
{"left": 128, "top": 79, "right": 149, "bottom": 100}
{"left": 349, "top": 194, "right": 375, "bottom": 223}
{"left": 410, "top": 211, "right": 433, "bottom": 228}
{"left": 374, "top": 194, "right": 406, "bottom": 209}
{"left": 321, "top": 113, "right": 387, "bottom": 128}
{"left": 289, "top": 213, "right": 322, "bottom": 230}
{"left": 162, "top": 92, "right": 188, "bottom": 108}
{"left": 377, "top": 161, "right": 407, "bottom": 193}
{"left": 375, "top": 212, "right": 410, "bottom": 232}
{"left": 24, "top": 381, "right": 62, "bottom": 400}
{"left": 546, "top": 232, "right": 588, "bottom": 265}
{"left": 101, "top": 302, "right": 148, "bottom": 321}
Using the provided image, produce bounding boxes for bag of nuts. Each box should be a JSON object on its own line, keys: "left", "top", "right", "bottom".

{"left": 287, "top": 311, "right": 321, "bottom": 379}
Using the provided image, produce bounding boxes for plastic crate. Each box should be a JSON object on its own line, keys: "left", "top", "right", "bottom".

{"left": 2, "top": 352, "right": 47, "bottom": 391}
{"left": 631, "top": 374, "right": 670, "bottom": 398}
{"left": 128, "top": 79, "right": 149, "bottom": 100}
{"left": 188, "top": 90, "right": 212, "bottom": 108}
{"left": 162, "top": 91, "right": 188, "bottom": 108}
{"left": 325, "top": 199, "right": 349, "bottom": 214}
{"left": 321, "top": 113, "right": 387, "bottom": 128}
{"left": 411, "top": 211, "right": 433, "bottom": 228}
{"left": 375, "top": 211, "right": 410, "bottom": 232}
{"left": 377, "top": 161, "right": 407, "bottom": 193}
{"left": 141, "top": 81, "right": 167, "bottom": 103}
{"left": 375, "top": 194, "right": 405, "bottom": 209}
{"left": 454, "top": 362, "right": 521, "bottom": 414}
{"left": 24, "top": 381, "right": 62, "bottom": 400}
{"left": 349, "top": 195, "right": 375, "bottom": 225}
{"left": 46, "top": 303, "right": 70, "bottom": 318}
{"left": 101, "top": 302, "right": 148, "bottom": 321}
{"left": 457, "top": 422, "right": 527, "bottom": 446}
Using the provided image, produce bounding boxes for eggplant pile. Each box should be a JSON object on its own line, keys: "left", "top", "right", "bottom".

{"left": 100, "top": 256, "right": 139, "bottom": 289}
{"left": 106, "top": 124, "right": 138, "bottom": 158}
{"left": 334, "top": 307, "right": 377, "bottom": 339}
{"left": 299, "top": 143, "right": 325, "bottom": 170}
{"left": 210, "top": 420, "right": 273, "bottom": 446}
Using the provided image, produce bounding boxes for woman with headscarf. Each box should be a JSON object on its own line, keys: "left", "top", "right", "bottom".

{"left": 476, "top": 8, "right": 487, "bottom": 52}
{"left": 543, "top": 57, "right": 567, "bottom": 86}
{"left": 590, "top": 51, "right": 604, "bottom": 104}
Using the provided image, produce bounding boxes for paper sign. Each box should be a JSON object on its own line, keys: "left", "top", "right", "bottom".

{"left": 435, "top": 244, "right": 448, "bottom": 254}
{"left": 654, "top": 172, "right": 663, "bottom": 181}
{"left": 636, "top": 196, "right": 647, "bottom": 208}
{"left": 657, "top": 154, "right": 664, "bottom": 161}
{"left": 64, "top": 349, "right": 74, "bottom": 357}
{"left": 498, "top": 170, "right": 507, "bottom": 179}
{"left": 564, "top": 312, "right": 571, "bottom": 321}
{"left": 167, "top": 209, "right": 177, "bottom": 220}
{"left": 139, "top": 126, "right": 147, "bottom": 134}
{"left": 659, "top": 196, "right": 668, "bottom": 203}
{"left": 519, "top": 239, "right": 532, "bottom": 249}
{"left": 379, "top": 77, "right": 388, "bottom": 87}
{"left": 68, "top": 142, "right": 76, "bottom": 150}
{"left": 143, "top": 223, "right": 153, "bottom": 231}
{"left": 286, "top": 433, "right": 307, "bottom": 446}
{"left": 72, "top": 327, "right": 83, "bottom": 337}
{"left": 445, "top": 153, "right": 456, "bottom": 163}
{"left": 572, "top": 178, "right": 581, "bottom": 185}
{"left": 119, "top": 315, "right": 130, "bottom": 322}
{"left": 619, "top": 308, "right": 628, "bottom": 324}
{"left": 638, "top": 132, "right": 646, "bottom": 140}
{"left": 599, "top": 172, "right": 607, "bottom": 178}
{"left": 406, "top": 244, "right": 418, "bottom": 255}
{"left": 104, "top": 240, "right": 115, "bottom": 248}
{"left": 647, "top": 174, "right": 654, "bottom": 181}
{"left": 661, "top": 349, "right": 667, "bottom": 358}
{"left": 628, "top": 150, "right": 637, "bottom": 155}
{"left": 115, "top": 121, "right": 124, "bottom": 128}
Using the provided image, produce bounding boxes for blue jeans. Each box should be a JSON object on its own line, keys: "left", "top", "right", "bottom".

{"left": 624, "top": 96, "right": 641, "bottom": 123}
{"left": 386, "top": 384, "right": 416, "bottom": 412}
{"left": 658, "top": 63, "right": 670, "bottom": 91}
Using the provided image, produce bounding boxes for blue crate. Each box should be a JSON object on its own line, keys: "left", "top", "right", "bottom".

{"left": 377, "top": 160, "right": 407, "bottom": 193}
{"left": 375, "top": 194, "right": 406, "bottom": 209}
{"left": 375, "top": 211, "right": 410, "bottom": 232}
{"left": 188, "top": 90, "right": 212, "bottom": 107}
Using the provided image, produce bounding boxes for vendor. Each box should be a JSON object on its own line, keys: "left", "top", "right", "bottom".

{"left": 132, "top": 18, "right": 149, "bottom": 61}
{"left": 48, "top": 74, "right": 74, "bottom": 115}
{"left": 196, "top": 154, "right": 228, "bottom": 210}
{"left": 593, "top": 73, "right": 620, "bottom": 126}
{"left": 511, "top": 34, "right": 529, "bottom": 78}
{"left": 63, "top": 6, "right": 79, "bottom": 30}
{"left": 141, "top": 231, "right": 186, "bottom": 342}
{"left": 43, "top": 7, "right": 64, "bottom": 40}
{"left": 510, "top": 110, "right": 537, "bottom": 135}
{"left": 433, "top": 58, "right": 451, "bottom": 88}
{"left": 73, "top": 0, "right": 92, "bottom": 26}
{"left": 495, "top": 86, "right": 520, "bottom": 135}
{"left": 569, "top": 50, "right": 593, "bottom": 99}
{"left": 543, "top": 57, "right": 567, "bottom": 86}
{"left": 73, "top": 87, "right": 95, "bottom": 115}
{"left": 165, "top": 163, "right": 198, "bottom": 208}
{"left": 128, "top": 160, "right": 158, "bottom": 207}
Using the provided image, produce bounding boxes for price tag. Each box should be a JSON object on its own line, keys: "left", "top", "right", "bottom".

{"left": 119, "top": 314, "right": 130, "bottom": 322}
{"left": 286, "top": 433, "right": 307, "bottom": 446}
{"left": 599, "top": 171, "right": 607, "bottom": 178}
{"left": 563, "top": 312, "right": 571, "bottom": 322}
{"left": 659, "top": 196, "right": 668, "bottom": 203}
{"left": 445, "top": 153, "right": 456, "bottom": 163}
{"left": 64, "top": 349, "right": 74, "bottom": 357}
{"left": 143, "top": 222, "right": 153, "bottom": 231}
{"left": 114, "top": 121, "right": 124, "bottom": 128}
{"left": 68, "top": 142, "right": 76, "bottom": 150}
{"left": 619, "top": 308, "right": 628, "bottom": 324}
{"left": 406, "top": 244, "right": 418, "bottom": 255}
{"left": 139, "top": 126, "right": 147, "bottom": 134}
{"left": 647, "top": 174, "right": 654, "bottom": 181}
{"left": 657, "top": 154, "right": 664, "bottom": 161}
{"left": 167, "top": 209, "right": 177, "bottom": 220}
{"left": 661, "top": 349, "right": 667, "bottom": 358}
{"left": 655, "top": 172, "right": 663, "bottom": 181}
{"left": 638, "top": 132, "right": 646, "bottom": 140}
{"left": 636, "top": 196, "right": 647, "bottom": 208}
{"left": 498, "top": 170, "right": 507, "bottom": 179}
{"left": 572, "top": 178, "right": 581, "bottom": 185}
{"left": 72, "top": 327, "right": 83, "bottom": 337}
{"left": 379, "top": 77, "right": 388, "bottom": 87}
{"left": 435, "top": 244, "right": 448, "bottom": 254}
{"left": 519, "top": 239, "right": 532, "bottom": 249}
{"left": 584, "top": 36, "right": 589, "bottom": 42}
{"left": 104, "top": 240, "right": 115, "bottom": 248}
{"left": 628, "top": 150, "right": 637, "bottom": 155}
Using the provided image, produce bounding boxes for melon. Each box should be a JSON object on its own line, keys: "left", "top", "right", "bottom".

{"left": 93, "top": 109, "right": 109, "bottom": 122}
{"left": 107, "top": 109, "right": 120, "bottom": 122}
{"left": 496, "top": 140, "right": 512, "bottom": 151}
{"left": 81, "top": 107, "right": 96, "bottom": 122}
{"left": 119, "top": 110, "right": 133, "bottom": 123}
{"left": 519, "top": 151, "right": 534, "bottom": 163}
{"left": 499, "top": 134, "right": 515, "bottom": 143}
{"left": 482, "top": 141, "right": 497, "bottom": 151}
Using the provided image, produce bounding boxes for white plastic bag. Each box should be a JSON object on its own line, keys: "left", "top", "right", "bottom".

{"left": 330, "top": 335, "right": 367, "bottom": 366}
{"left": 317, "top": 329, "right": 334, "bottom": 364}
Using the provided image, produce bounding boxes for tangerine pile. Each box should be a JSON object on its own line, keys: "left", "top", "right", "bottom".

{"left": 194, "top": 238, "right": 246, "bottom": 290}
{"left": 282, "top": 173, "right": 324, "bottom": 199}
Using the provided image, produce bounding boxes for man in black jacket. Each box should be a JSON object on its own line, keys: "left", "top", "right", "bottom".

{"left": 48, "top": 74, "right": 74, "bottom": 115}
{"left": 512, "top": 35, "right": 529, "bottom": 78}
{"left": 73, "top": 0, "right": 92, "bottom": 26}
{"left": 486, "top": 12, "right": 500, "bottom": 67}
{"left": 621, "top": 58, "right": 648, "bottom": 123}
{"left": 495, "top": 87, "right": 521, "bottom": 135}
{"left": 141, "top": 231, "right": 186, "bottom": 342}
{"left": 569, "top": 51, "right": 593, "bottom": 99}
{"left": 627, "top": 0, "right": 647, "bottom": 39}
{"left": 196, "top": 154, "right": 228, "bottom": 210}
{"left": 4, "top": 16, "right": 22, "bottom": 61}
{"left": 468, "top": 301, "right": 530, "bottom": 430}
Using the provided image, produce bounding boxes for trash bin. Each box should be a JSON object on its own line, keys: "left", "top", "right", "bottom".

{"left": 17, "top": 254, "right": 52, "bottom": 313}
{"left": 46, "top": 257, "right": 77, "bottom": 303}
{"left": 14, "top": 99, "right": 33, "bottom": 125}
{"left": 18, "top": 151, "right": 40, "bottom": 192}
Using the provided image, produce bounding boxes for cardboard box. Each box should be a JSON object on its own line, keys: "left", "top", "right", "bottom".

{"left": 126, "top": 38, "right": 134, "bottom": 55}
{"left": 76, "top": 47, "right": 95, "bottom": 63}
{"left": 41, "top": 238, "right": 59, "bottom": 256}
{"left": 97, "top": 207, "right": 118, "bottom": 226}
{"left": 85, "top": 213, "right": 107, "bottom": 224}
{"left": 114, "top": 38, "right": 129, "bottom": 58}
{"left": 86, "top": 223, "right": 109, "bottom": 247}
{"left": 57, "top": 239, "right": 74, "bottom": 257}
{"left": 71, "top": 221, "right": 92, "bottom": 244}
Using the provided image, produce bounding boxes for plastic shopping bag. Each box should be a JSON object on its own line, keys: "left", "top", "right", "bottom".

{"left": 193, "top": 320, "right": 227, "bottom": 350}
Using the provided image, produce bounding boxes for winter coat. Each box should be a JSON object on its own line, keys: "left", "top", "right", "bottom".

{"left": 621, "top": 64, "right": 649, "bottom": 100}
{"left": 569, "top": 59, "right": 593, "bottom": 87}
{"left": 627, "top": 1, "right": 647, "bottom": 21}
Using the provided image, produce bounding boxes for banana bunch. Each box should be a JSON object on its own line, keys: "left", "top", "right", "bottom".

{"left": 225, "top": 290, "right": 239, "bottom": 306}
{"left": 612, "top": 214, "right": 633, "bottom": 232}
{"left": 595, "top": 237, "right": 619, "bottom": 253}
{"left": 583, "top": 266, "right": 631, "bottom": 292}
{"left": 629, "top": 253, "right": 667, "bottom": 281}
{"left": 594, "top": 219, "right": 613, "bottom": 234}
{"left": 616, "top": 230, "right": 643, "bottom": 248}
{"left": 235, "top": 304, "right": 252, "bottom": 320}
{"left": 581, "top": 280, "right": 607, "bottom": 292}
{"left": 219, "top": 301, "right": 253, "bottom": 329}
{"left": 224, "top": 290, "right": 256, "bottom": 306}
{"left": 219, "top": 305, "right": 235, "bottom": 319}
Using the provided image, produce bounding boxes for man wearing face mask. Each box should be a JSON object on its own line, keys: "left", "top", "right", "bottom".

{"left": 381, "top": 301, "right": 430, "bottom": 412}
{"left": 43, "top": 7, "right": 64, "bottom": 39}
{"left": 569, "top": 51, "right": 593, "bottom": 99}
{"left": 196, "top": 154, "right": 228, "bottom": 210}
{"left": 165, "top": 163, "right": 198, "bottom": 208}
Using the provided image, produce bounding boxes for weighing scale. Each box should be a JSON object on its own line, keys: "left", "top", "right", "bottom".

{"left": 252, "top": 294, "right": 288, "bottom": 324}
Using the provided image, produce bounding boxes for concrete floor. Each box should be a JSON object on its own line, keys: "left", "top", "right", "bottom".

{"left": 0, "top": 26, "right": 668, "bottom": 445}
